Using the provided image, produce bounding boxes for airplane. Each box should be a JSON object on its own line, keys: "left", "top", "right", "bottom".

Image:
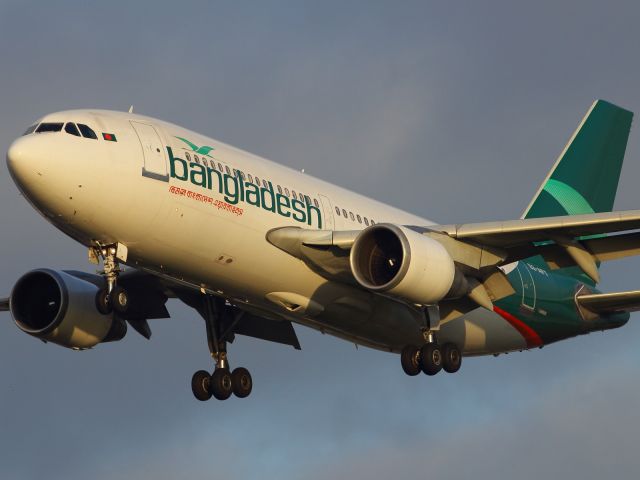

{"left": 2, "top": 99, "right": 640, "bottom": 401}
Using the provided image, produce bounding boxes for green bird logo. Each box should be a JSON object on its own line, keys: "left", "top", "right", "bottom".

{"left": 175, "top": 136, "right": 215, "bottom": 157}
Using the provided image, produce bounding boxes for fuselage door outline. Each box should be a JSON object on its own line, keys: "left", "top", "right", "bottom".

{"left": 131, "top": 121, "right": 169, "bottom": 182}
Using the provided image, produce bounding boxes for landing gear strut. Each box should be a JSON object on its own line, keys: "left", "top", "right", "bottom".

{"left": 93, "top": 244, "right": 126, "bottom": 315}
{"left": 191, "top": 295, "right": 253, "bottom": 401}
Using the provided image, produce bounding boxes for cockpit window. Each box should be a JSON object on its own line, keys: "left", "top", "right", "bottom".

{"left": 23, "top": 124, "right": 38, "bottom": 136}
{"left": 77, "top": 123, "right": 98, "bottom": 139}
{"left": 64, "top": 122, "right": 81, "bottom": 137}
{"left": 36, "top": 122, "right": 64, "bottom": 133}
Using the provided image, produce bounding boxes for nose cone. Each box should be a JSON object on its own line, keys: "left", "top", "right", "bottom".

{"left": 6, "top": 136, "right": 41, "bottom": 193}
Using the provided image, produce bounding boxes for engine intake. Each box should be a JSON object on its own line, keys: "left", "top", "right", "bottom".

{"left": 350, "top": 224, "right": 456, "bottom": 304}
{"left": 10, "top": 269, "right": 125, "bottom": 349}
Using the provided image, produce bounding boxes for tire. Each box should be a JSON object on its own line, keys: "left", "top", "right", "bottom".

{"left": 191, "top": 370, "right": 212, "bottom": 401}
{"left": 231, "top": 367, "right": 253, "bottom": 398}
{"left": 420, "top": 344, "right": 443, "bottom": 376}
{"left": 442, "top": 343, "right": 462, "bottom": 373}
{"left": 111, "top": 286, "right": 129, "bottom": 314}
{"left": 210, "top": 368, "right": 233, "bottom": 401}
{"left": 95, "top": 288, "right": 113, "bottom": 315}
{"left": 400, "top": 345, "right": 421, "bottom": 376}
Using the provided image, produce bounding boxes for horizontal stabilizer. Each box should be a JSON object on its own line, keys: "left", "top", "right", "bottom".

{"left": 0, "top": 298, "right": 8, "bottom": 312}
{"left": 577, "top": 290, "right": 640, "bottom": 314}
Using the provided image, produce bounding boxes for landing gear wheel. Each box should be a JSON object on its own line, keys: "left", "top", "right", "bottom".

{"left": 95, "top": 288, "right": 113, "bottom": 315}
{"left": 420, "top": 344, "right": 443, "bottom": 376}
{"left": 400, "top": 345, "right": 422, "bottom": 376}
{"left": 442, "top": 343, "right": 462, "bottom": 373}
{"left": 210, "top": 368, "right": 233, "bottom": 400}
{"left": 111, "top": 285, "right": 129, "bottom": 314}
{"left": 191, "top": 370, "right": 212, "bottom": 401}
{"left": 231, "top": 367, "right": 253, "bottom": 398}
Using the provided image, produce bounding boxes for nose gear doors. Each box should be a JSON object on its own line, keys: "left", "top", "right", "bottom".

{"left": 131, "top": 121, "right": 169, "bottom": 181}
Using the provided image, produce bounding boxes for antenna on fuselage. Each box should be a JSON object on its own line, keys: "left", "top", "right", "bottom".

{"left": 128, "top": 105, "right": 134, "bottom": 113}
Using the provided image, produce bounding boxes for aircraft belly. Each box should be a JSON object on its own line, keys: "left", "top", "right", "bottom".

{"left": 438, "top": 308, "right": 528, "bottom": 355}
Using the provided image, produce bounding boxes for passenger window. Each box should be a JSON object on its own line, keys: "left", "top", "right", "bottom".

{"left": 292, "top": 191, "right": 297, "bottom": 199}
{"left": 262, "top": 179, "right": 268, "bottom": 188}
{"left": 285, "top": 188, "right": 290, "bottom": 196}
{"left": 370, "top": 220, "right": 376, "bottom": 225}
{"left": 194, "top": 155, "right": 201, "bottom": 164}
{"left": 349, "top": 212, "right": 355, "bottom": 221}
{"left": 225, "top": 166, "right": 231, "bottom": 175}
{"left": 357, "top": 214, "right": 362, "bottom": 224}
{"left": 342, "top": 209, "right": 348, "bottom": 218}
{"left": 364, "top": 217, "right": 369, "bottom": 226}
{"left": 36, "top": 122, "right": 64, "bottom": 133}
{"left": 185, "top": 152, "right": 191, "bottom": 162}
{"left": 248, "top": 174, "right": 253, "bottom": 183}
{"left": 335, "top": 206, "right": 340, "bottom": 216}
{"left": 77, "top": 123, "right": 98, "bottom": 139}
{"left": 23, "top": 124, "right": 38, "bottom": 135}
{"left": 64, "top": 123, "right": 81, "bottom": 137}
{"left": 218, "top": 163, "right": 223, "bottom": 171}
{"left": 304, "top": 195, "right": 311, "bottom": 205}
{"left": 277, "top": 185, "right": 283, "bottom": 194}
{"left": 255, "top": 176, "right": 261, "bottom": 185}
{"left": 202, "top": 159, "right": 209, "bottom": 167}
{"left": 314, "top": 199, "right": 319, "bottom": 208}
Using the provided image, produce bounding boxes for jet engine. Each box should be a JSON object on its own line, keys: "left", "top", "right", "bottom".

{"left": 350, "top": 224, "right": 456, "bottom": 304}
{"left": 9, "top": 269, "right": 126, "bottom": 349}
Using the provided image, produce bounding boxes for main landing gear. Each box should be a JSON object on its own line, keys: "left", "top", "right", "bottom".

{"left": 191, "top": 295, "right": 253, "bottom": 401}
{"left": 400, "top": 341, "right": 462, "bottom": 376}
{"left": 401, "top": 306, "right": 462, "bottom": 377}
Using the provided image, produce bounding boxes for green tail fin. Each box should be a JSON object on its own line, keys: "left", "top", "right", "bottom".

{"left": 522, "top": 100, "right": 633, "bottom": 219}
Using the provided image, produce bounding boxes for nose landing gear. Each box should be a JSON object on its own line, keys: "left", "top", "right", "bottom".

{"left": 92, "top": 244, "right": 126, "bottom": 314}
{"left": 191, "top": 295, "right": 253, "bottom": 402}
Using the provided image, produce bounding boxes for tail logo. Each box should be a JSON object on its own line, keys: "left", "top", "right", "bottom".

{"left": 543, "top": 179, "right": 595, "bottom": 215}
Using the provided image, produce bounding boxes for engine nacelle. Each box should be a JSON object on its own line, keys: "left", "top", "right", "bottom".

{"left": 10, "top": 269, "right": 126, "bottom": 349}
{"left": 350, "top": 224, "right": 456, "bottom": 304}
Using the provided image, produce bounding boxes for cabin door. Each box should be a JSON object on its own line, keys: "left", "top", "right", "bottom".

{"left": 131, "top": 121, "right": 169, "bottom": 181}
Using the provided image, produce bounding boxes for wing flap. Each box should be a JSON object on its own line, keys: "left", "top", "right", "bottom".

{"left": 577, "top": 290, "right": 640, "bottom": 314}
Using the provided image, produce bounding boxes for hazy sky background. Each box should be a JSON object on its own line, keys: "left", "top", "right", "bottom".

{"left": 1, "top": 1, "right": 640, "bottom": 478}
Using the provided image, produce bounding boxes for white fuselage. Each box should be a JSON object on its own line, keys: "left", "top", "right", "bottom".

{"left": 6, "top": 110, "right": 528, "bottom": 355}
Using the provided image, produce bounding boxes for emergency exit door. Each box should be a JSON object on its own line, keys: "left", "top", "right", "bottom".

{"left": 131, "top": 121, "right": 169, "bottom": 181}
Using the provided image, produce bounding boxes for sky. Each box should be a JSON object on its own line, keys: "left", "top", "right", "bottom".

{"left": 1, "top": 1, "right": 640, "bottom": 478}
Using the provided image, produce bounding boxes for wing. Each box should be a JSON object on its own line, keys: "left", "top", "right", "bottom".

{"left": 268, "top": 210, "right": 640, "bottom": 282}
{"left": 577, "top": 290, "right": 640, "bottom": 314}
{"left": 432, "top": 209, "right": 640, "bottom": 247}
